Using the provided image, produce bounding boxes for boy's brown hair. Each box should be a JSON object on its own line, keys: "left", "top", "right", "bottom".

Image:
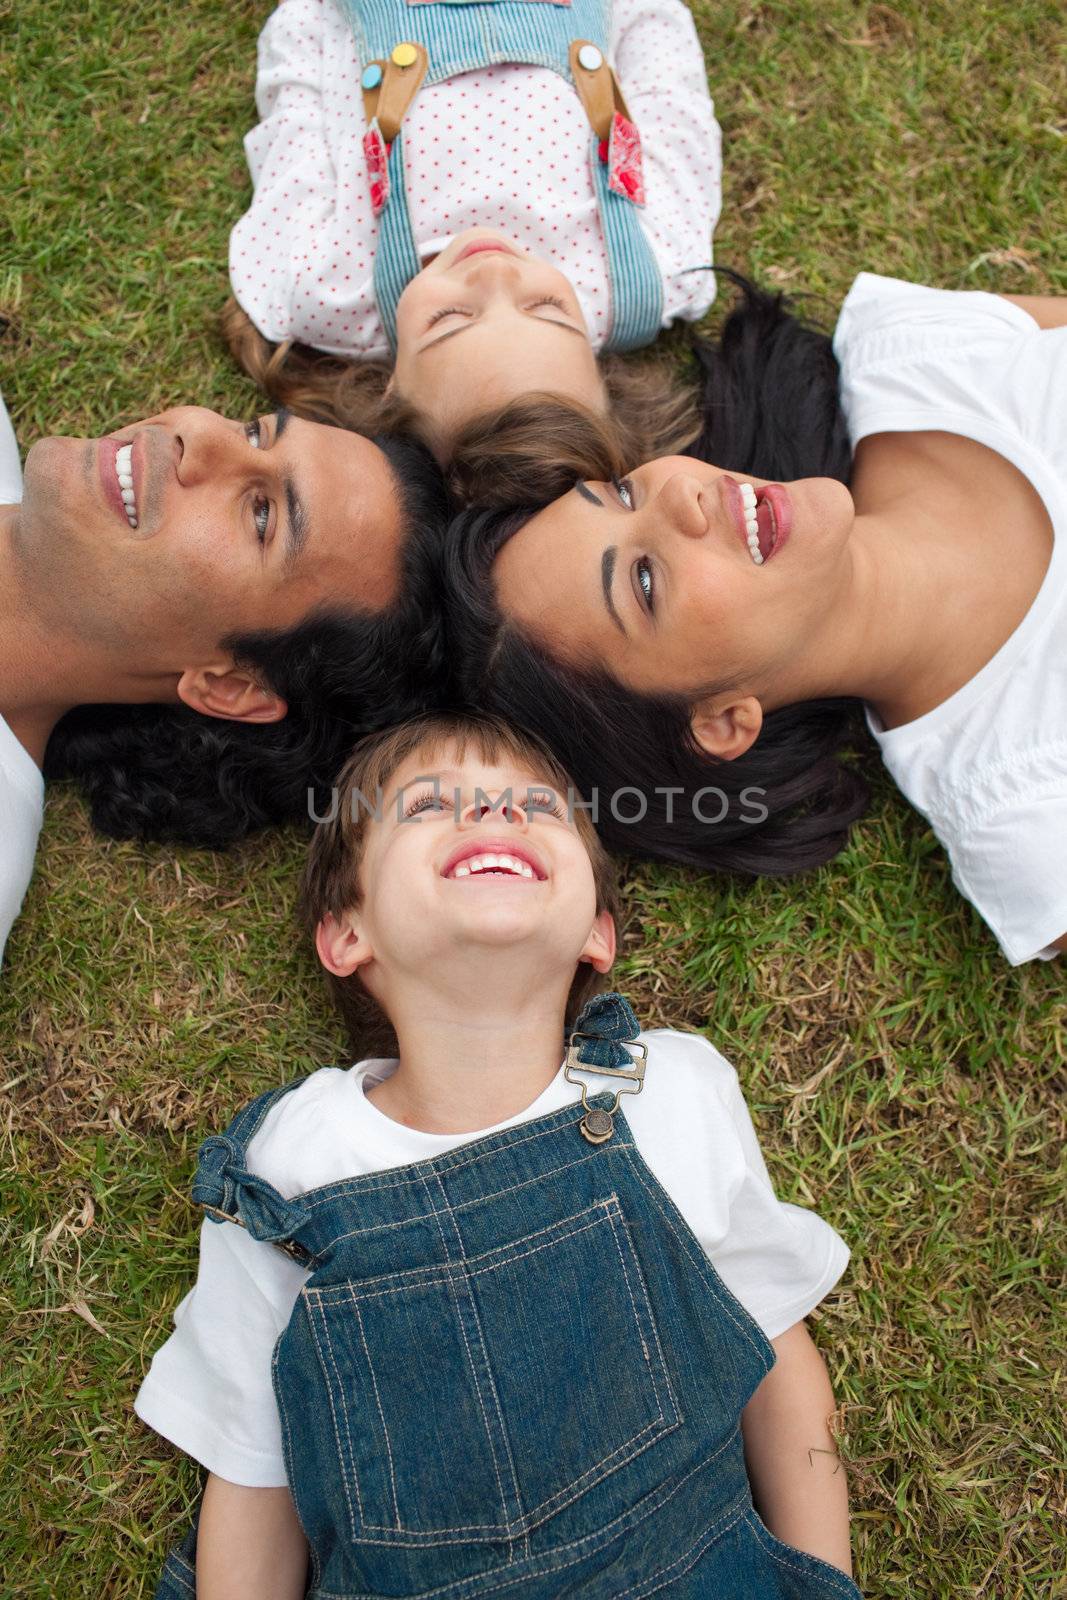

{"left": 300, "top": 711, "right": 620, "bottom": 1057}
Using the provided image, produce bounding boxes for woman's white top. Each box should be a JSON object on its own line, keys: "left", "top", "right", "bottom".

{"left": 834, "top": 273, "right": 1067, "bottom": 964}
{"left": 135, "top": 1029, "right": 849, "bottom": 1487}
{"left": 0, "top": 394, "right": 44, "bottom": 971}
{"left": 230, "top": 0, "right": 721, "bottom": 360}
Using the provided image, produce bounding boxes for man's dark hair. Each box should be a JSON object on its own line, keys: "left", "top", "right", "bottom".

{"left": 443, "top": 274, "right": 868, "bottom": 879}
{"left": 45, "top": 435, "right": 451, "bottom": 847}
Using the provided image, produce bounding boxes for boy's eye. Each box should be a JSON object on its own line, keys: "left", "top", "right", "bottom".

{"left": 404, "top": 790, "right": 454, "bottom": 818}
{"left": 523, "top": 789, "right": 566, "bottom": 820}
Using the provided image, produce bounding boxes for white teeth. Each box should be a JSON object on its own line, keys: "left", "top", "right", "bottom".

{"left": 115, "top": 444, "right": 138, "bottom": 528}
{"left": 448, "top": 852, "right": 536, "bottom": 880}
{"left": 739, "top": 481, "right": 757, "bottom": 508}
{"left": 454, "top": 863, "right": 470, "bottom": 878}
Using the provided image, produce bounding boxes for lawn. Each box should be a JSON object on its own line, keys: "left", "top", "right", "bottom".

{"left": 1, "top": 1, "right": 1065, "bottom": 1595}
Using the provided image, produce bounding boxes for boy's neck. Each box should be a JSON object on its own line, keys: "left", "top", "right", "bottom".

{"left": 365, "top": 970, "right": 576, "bottom": 1135}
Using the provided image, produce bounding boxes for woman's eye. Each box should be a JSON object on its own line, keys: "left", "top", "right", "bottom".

{"left": 612, "top": 477, "right": 635, "bottom": 510}
{"left": 253, "top": 495, "right": 271, "bottom": 542}
{"left": 634, "top": 557, "right": 655, "bottom": 612}
{"left": 245, "top": 419, "right": 263, "bottom": 448}
{"left": 523, "top": 789, "right": 566, "bottom": 819}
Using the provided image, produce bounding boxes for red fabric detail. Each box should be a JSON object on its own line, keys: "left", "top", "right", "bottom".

{"left": 597, "top": 138, "right": 609, "bottom": 163}
{"left": 363, "top": 123, "right": 390, "bottom": 216}
{"left": 607, "top": 111, "right": 645, "bottom": 207}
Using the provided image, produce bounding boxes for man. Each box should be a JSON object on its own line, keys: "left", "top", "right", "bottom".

{"left": 0, "top": 395, "right": 448, "bottom": 964}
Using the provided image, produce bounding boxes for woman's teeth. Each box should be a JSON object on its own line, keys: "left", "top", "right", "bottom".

{"left": 450, "top": 853, "right": 535, "bottom": 880}
{"left": 739, "top": 481, "right": 763, "bottom": 565}
{"left": 115, "top": 443, "right": 137, "bottom": 528}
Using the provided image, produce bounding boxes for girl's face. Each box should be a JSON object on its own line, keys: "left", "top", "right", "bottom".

{"left": 493, "top": 457, "right": 857, "bottom": 709}
{"left": 392, "top": 229, "right": 606, "bottom": 451}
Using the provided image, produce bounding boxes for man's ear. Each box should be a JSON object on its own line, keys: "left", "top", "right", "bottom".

{"left": 315, "top": 911, "right": 374, "bottom": 979}
{"left": 176, "top": 665, "right": 287, "bottom": 725}
{"left": 579, "top": 910, "right": 617, "bottom": 974}
{"left": 689, "top": 694, "right": 763, "bottom": 761}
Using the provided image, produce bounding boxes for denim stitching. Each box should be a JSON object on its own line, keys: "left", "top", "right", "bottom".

{"left": 745, "top": 1512, "right": 862, "bottom": 1598}
{"left": 352, "top": 1287, "right": 402, "bottom": 1529}
{"left": 274, "top": 1356, "right": 325, "bottom": 1598}
{"left": 428, "top": 1168, "right": 530, "bottom": 1562}
{"left": 312, "top": 1457, "right": 748, "bottom": 1597}
{"left": 614, "top": 1504, "right": 748, "bottom": 1600}
{"left": 305, "top": 1288, "right": 367, "bottom": 1537}
{"left": 629, "top": 1161, "right": 772, "bottom": 1367}
{"left": 418, "top": 1167, "right": 516, "bottom": 1545}
{"left": 606, "top": 1210, "right": 681, "bottom": 1428}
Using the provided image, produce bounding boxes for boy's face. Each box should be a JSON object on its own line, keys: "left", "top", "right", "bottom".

{"left": 317, "top": 742, "right": 615, "bottom": 993}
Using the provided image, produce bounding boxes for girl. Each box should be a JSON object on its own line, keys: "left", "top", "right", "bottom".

{"left": 224, "top": 0, "right": 721, "bottom": 490}
{"left": 446, "top": 276, "right": 1067, "bottom": 966}
{"left": 136, "top": 711, "right": 862, "bottom": 1598}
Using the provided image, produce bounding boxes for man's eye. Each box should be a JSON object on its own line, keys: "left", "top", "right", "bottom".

{"left": 253, "top": 495, "right": 271, "bottom": 542}
{"left": 612, "top": 477, "right": 635, "bottom": 510}
{"left": 245, "top": 420, "right": 263, "bottom": 448}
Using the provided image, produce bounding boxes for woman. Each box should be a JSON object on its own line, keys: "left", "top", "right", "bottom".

{"left": 446, "top": 275, "right": 1067, "bottom": 966}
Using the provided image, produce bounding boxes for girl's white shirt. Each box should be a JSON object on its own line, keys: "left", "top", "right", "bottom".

{"left": 230, "top": 0, "right": 721, "bottom": 359}
{"left": 135, "top": 1029, "right": 849, "bottom": 1488}
{"left": 834, "top": 274, "right": 1067, "bottom": 964}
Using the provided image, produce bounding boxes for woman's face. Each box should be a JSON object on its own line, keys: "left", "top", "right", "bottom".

{"left": 392, "top": 229, "right": 606, "bottom": 452}
{"left": 493, "top": 457, "right": 857, "bottom": 707}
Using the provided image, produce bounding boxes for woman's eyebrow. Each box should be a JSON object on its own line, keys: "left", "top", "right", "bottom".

{"left": 576, "top": 481, "right": 603, "bottom": 506}
{"left": 273, "top": 406, "right": 292, "bottom": 439}
{"left": 601, "top": 546, "right": 626, "bottom": 635}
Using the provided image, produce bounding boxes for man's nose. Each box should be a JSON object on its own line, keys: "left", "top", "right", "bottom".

{"left": 170, "top": 408, "right": 248, "bottom": 485}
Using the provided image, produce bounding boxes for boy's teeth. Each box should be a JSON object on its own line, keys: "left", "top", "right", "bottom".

{"left": 449, "top": 851, "right": 534, "bottom": 879}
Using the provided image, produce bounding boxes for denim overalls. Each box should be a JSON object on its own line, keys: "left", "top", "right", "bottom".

{"left": 153, "top": 1023, "right": 863, "bottom": 1598}
{"left": 334, "top": 0, "right": 664, "bottom": 351}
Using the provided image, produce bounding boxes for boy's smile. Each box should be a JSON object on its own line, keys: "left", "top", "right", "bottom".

{"left": 441, "top": 836, "right": 548, "bottom": 882}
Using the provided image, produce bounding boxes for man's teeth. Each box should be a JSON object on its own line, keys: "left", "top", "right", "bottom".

{"left": 739, "top": 481, "right": 763, "bottom": 565}
{"left": 450, "top": 853, "right": 535, "bottom": 880}
{"left": 115, "top": 443, "right": 137, "bottom": 528}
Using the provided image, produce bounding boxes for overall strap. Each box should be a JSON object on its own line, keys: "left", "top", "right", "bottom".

{"left": 191, "top": 1080, "right": 314, "bottom": 1262}
{"left": 592, "top": 138, "right": 663, "bottom": 350}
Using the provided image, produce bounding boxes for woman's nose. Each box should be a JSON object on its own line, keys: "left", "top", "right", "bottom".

{"left": 657, "top": 472, "right": 709, "bottom": 541}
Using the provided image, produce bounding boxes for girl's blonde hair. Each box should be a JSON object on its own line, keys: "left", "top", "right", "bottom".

{"left": 223, "top": 297, "right": 701, "bottom": 505}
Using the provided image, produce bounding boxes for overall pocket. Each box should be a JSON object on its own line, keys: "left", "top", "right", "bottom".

{"left": 302, "top": 1195, "right": 680, "bottom": 1547}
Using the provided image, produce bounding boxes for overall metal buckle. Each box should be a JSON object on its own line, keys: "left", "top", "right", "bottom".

{"left": 563, "top": 1033, "right": 648, "bottom": 1144}
{"left": 199, "top": 1204, "right": 311, "bottom": 1265}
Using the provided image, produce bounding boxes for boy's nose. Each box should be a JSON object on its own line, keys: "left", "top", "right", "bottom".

{"left": 458, "top": 794, "right": 529, "bottom": 828}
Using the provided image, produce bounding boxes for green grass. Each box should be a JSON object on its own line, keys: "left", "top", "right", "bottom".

{"left": 1, "top": 1, "right": 1065, "bottom": 1594}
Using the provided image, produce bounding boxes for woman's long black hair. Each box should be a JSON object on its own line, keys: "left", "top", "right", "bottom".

{"left": 444, "top": 274, "right": 868, "bottom": 877}
{"left": 45, "top": 436, "right": 451, "bottom": 848}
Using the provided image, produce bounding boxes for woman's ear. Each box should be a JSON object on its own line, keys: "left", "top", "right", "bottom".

{"left": 177, "top": 665, "right": 287, "bottom": 724}
{"left": 579, "top": 910, "right": 617, "bottom": 974}
{"left": 315, "top": 911, "right": 373, "bottom": 978}
{"left": 689, "top": 694, "right": 763, "bottom": 760}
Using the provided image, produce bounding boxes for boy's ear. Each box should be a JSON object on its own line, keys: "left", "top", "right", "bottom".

{"left": 580, "top": 910, "right": 616, "bottom": 974}
{"left": 689, "top": 693, "right": 762, "bottom": 761}
{"left": 177, "top": 664, "right": 287, "bottom": 725}
{"left": 315, "top": 911, "right": 374, "bottom": 978}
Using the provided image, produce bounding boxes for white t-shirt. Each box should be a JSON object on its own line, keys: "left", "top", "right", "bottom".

{"left": 834, "top": 274, "right": 1067, "bottom": 965}
{"left": 0, "top": 394, "right": 44, "bottom": 969}
{"left": 135, "top": 1028, "right": 848, "bottom": 1488}
{"left": 230, "top": 0, "right": 721, "bottom": 359}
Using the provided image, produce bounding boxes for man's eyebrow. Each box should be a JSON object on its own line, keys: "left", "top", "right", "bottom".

{"left": 420, "top": 318, "right": 587, "bottom": 353}
{"left": 601, "top": 545, "right": 626, "bottom": 636}
{"left": 270, "top": 410, "right": 308, "bottom": 566}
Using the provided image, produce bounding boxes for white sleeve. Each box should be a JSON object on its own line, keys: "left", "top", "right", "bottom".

{"left": 949, "top": 781, "right": 1067, "bottom": 964}
{"left": 134, "top": 1218, "right": 309, "bottom": 1487}
{"left": 628, "top": 1032, "right": 850, "bottom": 1342}
{"left": 0, "top": 392, "right": 22, "bottom": 503}
{"left": 228, "top": 0, "right": 384, "bottom": 355}
{"left": 609, "top": 0, "right": 721, "bottom": 324}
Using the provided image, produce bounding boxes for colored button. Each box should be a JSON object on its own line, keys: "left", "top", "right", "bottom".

{"left": 361, "top": 63, "right": 383, "bottom": 90}
{"left": 391, "top": 42, "right": 418, "bottom": 68}
{"left": 577, "top": 43, "right": 603, "bottom": 71}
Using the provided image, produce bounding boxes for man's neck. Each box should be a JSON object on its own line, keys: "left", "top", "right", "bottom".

{"left": 365, "top": 960, "right": 577, "bottom": 1135}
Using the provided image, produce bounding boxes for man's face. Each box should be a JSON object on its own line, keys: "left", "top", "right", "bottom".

{"left": 14, "top": 406, "right": 405, "bottom": 672}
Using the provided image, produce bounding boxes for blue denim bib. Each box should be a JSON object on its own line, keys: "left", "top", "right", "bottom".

{"left": 154, "top": 1070, "right": 862, "bottom": 1598}
{"left": 334, "top": 0, "right": 664, "bottom": 352}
